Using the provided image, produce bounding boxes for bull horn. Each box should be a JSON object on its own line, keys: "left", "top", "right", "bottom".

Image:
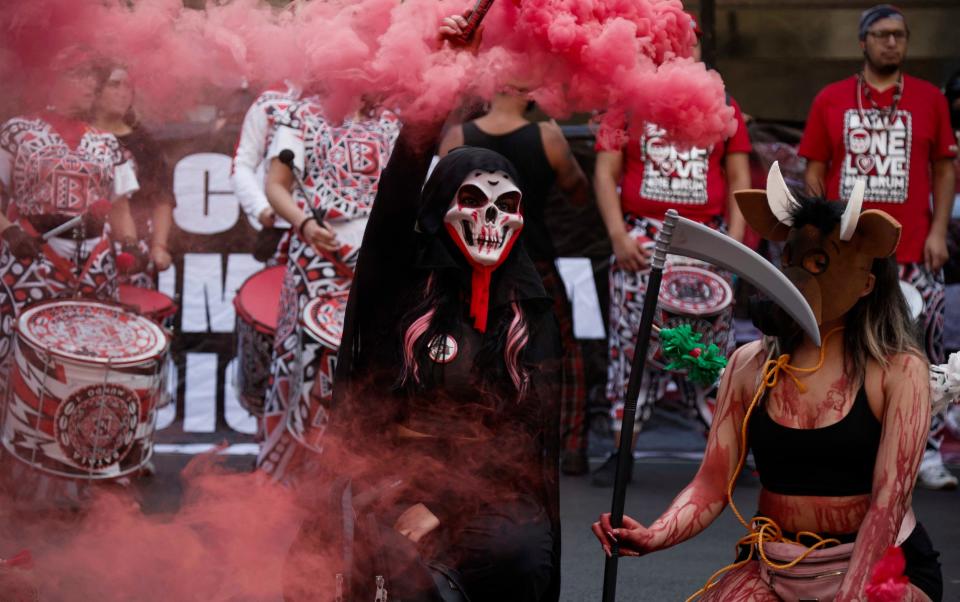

{"left": 839, "top": 178, "right": 865, "bottom": 241}
{"left": 766, "top": 161, "right": 797, "bottom": 226}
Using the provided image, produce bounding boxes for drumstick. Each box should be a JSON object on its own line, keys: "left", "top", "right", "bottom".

{"left": 42, "top": 200, "right": 113, "bottom": 240}
{"left": 278, "top": 149, "right": 355, "bottom": 279}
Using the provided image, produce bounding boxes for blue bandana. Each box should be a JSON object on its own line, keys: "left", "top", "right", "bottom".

{"left": 858, "top": 4, "right": 905, "bottom": 40}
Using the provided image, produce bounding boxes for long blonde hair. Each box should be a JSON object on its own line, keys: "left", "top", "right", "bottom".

{"left": 767, "top": 256, "right": 925, "bottom": 381}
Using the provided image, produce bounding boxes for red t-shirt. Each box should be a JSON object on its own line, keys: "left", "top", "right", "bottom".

{"left": 619, "top": 97, "right": 752, "bottom": 223}
{"left": 798, "top": 74, "right": 958, "bottom": 263}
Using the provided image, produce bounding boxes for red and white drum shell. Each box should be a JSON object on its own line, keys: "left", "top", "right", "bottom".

{"left": 233, "top": 266, "right": 285, "bottom": 417}
{"left": 118, "top": 284, "right": 177, "bottom": 329}
{"left": 118, "top": 284, "right": 177, "bottom": 408}
{"left": 2, "top": 299, "right": 170, "bottom": 480}
{"left": 287, "top": 290, "right": 350, "bottom": 453}
{"left": 649, "top": 264, "right": 734, "bottom": 372}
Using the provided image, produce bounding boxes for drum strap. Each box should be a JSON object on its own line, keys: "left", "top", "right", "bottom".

{"left": 20, "top": 219, "right": 108, "bottom": 289}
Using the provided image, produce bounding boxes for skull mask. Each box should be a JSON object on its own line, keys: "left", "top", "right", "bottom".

{"left": 443, "top": 170, "right": 524, "bottom": 268}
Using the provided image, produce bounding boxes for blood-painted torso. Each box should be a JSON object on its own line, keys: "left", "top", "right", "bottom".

{"left": 285, "top": 102, "right": 400, "bottom": 221}
{"left": 0, "top": 114, "right": 127, "bottom": 218}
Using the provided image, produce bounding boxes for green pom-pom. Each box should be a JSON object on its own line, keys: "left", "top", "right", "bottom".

{"left": 660, "top": 324, "right": 702, "bottom": 359}
{"left": 660, "top": 325, "right": 728, "bottom": 387}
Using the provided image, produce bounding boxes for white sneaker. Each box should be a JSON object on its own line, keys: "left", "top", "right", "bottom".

{"left": 917, "top": 450, "right": 959, "bottom": 490}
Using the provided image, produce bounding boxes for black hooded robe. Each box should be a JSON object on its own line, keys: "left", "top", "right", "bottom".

{"left": 327, "top": 131, "right": 563, "bottom": 602}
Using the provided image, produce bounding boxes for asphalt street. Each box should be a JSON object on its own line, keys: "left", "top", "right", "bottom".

{"left": 134, "top": 423, "right": 959, "bottom": 602}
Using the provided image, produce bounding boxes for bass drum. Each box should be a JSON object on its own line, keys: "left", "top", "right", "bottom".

{"left": 1, "top": 299, "right": 170, "bottom": 506}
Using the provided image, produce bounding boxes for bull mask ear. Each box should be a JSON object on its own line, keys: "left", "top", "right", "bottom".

{"left": 766, "top": 161, "right": 797, "bottom": 226}
{"left": 853, "top": 209, "right": 901, "bottom": 258}
{"left": 839, "top": 178, "right": 865, "bottom": 241}
{"left": 734, "top": 190, "right": 791, "bottom": 241}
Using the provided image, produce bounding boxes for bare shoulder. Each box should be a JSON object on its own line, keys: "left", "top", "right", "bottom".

{"left": 881, "top": 352, "right": 928, "bottom": 381}
{"left": 865, "top": 351, "right": 929, "bottom": 412}
{"left": 538, "top": 119, "right": 564, "bottom": 138}
{"left": 722, "top": 341, "right": 767, "bottom": 396}
{"left": 538, "top": 120, "right": 569, "bottom": 152}
{"left": 438, "top": 124, "right": 464, "bottom": 157}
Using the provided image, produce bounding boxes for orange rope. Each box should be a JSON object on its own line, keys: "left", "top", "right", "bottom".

{"left": 686, "top": 328, "right": 845, "bottom": 601}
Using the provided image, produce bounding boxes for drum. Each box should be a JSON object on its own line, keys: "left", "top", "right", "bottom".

{"left": 233, "top": 266, "right": 286, "bottom": 416}
{"left": 650, "top": 264, "right": 734, "bottom": 368}
{"left": 2, "top": 299, "right": 170, "bottom": 480}
{"left": 287, "top": 290, "right": 350, "bottom": 453}
{"left": 118, "top": 284, "right": 177, "bottom": 328}
{"left": 651, "top": 264, "right": 734, "bottom": 429}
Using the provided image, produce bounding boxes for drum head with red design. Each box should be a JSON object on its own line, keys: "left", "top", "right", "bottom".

{"left": 658, "top": 266, "right": 733, "bottom": 317}
{"left": 17, "top": 300, "right": 169, "bottom": 366}
{"left": 302, "top": 292, "right": 349, "bottom": 349}
{"left": 54, "top": 383, "right": 140, "bottom": 470}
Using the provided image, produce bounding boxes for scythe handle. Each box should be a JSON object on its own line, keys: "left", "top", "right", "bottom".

{"left": 601, "top": 210, "right": 678, "bottom": 602}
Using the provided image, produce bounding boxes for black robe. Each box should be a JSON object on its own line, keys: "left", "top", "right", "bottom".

{"left": 330, "top": 134, "right": 563, "bottom": 602}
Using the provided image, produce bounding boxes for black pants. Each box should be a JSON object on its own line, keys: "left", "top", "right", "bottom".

{"left": 429, "top": 499, "right": 556, "bottom": 602}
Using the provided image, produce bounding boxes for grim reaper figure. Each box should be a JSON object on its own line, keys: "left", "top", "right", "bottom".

{"left": 285, "top": 134, "right": 563, "bottom": 602}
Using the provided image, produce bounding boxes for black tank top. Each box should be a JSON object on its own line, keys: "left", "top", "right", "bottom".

{"left": 461, "top": 122, "right": 557, "bottom": 261}
{"left": 748, "top": 384, "right": 882, "bottom": 496}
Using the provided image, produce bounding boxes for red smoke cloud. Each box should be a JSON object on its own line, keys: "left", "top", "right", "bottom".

{"left": 0, "top": 455, "right": 303, "bottom": 600}
{"left": 0, "top": 0, "right": 733, "bottom": 147}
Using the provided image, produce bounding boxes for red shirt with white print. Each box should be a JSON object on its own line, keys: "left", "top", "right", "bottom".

{"left": 798, "top": 74, "right": 958, "bottom": 264}
{"left": 618, "top": 97, "right": 752, "bottom": 223}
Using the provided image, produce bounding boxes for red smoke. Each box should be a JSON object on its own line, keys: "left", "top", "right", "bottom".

{"left": 0, "top": 455, "right": 303, "bottom": 601}
{"left": 1, "top": 0, "right": 733, "bottom": 147}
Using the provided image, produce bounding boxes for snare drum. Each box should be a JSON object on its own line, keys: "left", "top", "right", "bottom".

{"left": 650, "top": 264, "right": 734, "bottom": 372}
{"left": 2, "top": 299, "right": 170, "bottom": 480}
{"left": 233, "top": 266, "right": 285, "bottom": 416}
{"left": 118, "top": 284, "right": 177, "bottom": 328}
{"left": 286, "top": 290, "right": 350, "bottom": 453}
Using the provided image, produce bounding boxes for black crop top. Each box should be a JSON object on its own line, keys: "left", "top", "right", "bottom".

{"left": 748, "top": 384, "right": 882, "bottom": 496}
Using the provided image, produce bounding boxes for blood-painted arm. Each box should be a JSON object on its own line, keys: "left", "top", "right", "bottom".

{"left": 835, "top": 354, "right": 930, "bottom": 602}
{"left": 594, "top": 343, "right": 761, "bottom": 556}
{"left": 541, "top": 120, "right": 589, "bottom": 205}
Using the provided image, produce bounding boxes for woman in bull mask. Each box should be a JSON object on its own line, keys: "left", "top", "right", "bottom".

{"left": 593, "top": 164, "right": 942, "bottom": 601}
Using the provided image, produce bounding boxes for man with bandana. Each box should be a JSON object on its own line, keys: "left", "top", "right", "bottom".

{"left": 799, "top": 4, "right": 958, "bottom": 490}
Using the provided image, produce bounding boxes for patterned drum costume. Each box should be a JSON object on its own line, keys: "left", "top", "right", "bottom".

{"left": 606, "top": 215, "right": 735, "bottom": 431}
{"left": 0, "top": 113, "right": 139, "bottom": 403}
{"left": 258, "top": 100, "right": 399, "bottom": 479}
